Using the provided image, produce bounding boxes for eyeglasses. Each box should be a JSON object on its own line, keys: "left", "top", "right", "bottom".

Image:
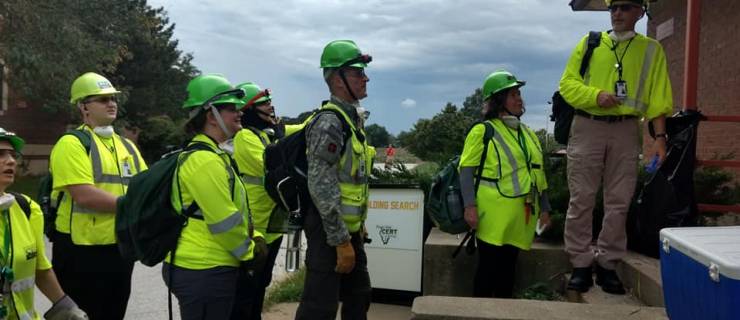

{"left": 609, "top": 4, "right": 640, "bottom": 13}
{"left": 215, "top": 104, "right": 239, "bottom": 113}
{"left": 0, "top": 149, "right": 21, "bottom": 161}
{"left": 83, "top": 95, "right": 118, "bottom": 104}
{"left": 343, "top": 68, "right": 367, "bottom": 78}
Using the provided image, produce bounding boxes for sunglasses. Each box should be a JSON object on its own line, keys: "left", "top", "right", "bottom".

{"left": 83, "top": 95, "right": 118, "bottom": 104}
{"left": 0, "top": 149, "right": 21, "bottom": 161}
{"left": 609, "top": 4, "right": 641, "bottom": 13}
{"left": 343, "top": 68, "right": 367, "bottom": 78}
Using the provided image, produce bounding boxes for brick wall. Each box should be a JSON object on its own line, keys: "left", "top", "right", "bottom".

{"left": 647, "top": 0, "right": 740, "bottom": 167}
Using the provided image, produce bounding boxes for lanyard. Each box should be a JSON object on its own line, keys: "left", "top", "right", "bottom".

{"left": 503, "top": 125, "right": 531, "bottom": 169}
{"left": 0, "top": 210, "right": 11, "bottom": 268}
{"left": 611, "top": 37, "right": 635, "bottom": 81}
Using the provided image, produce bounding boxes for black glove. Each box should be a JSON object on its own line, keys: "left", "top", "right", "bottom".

{"left": 244, "top": 236, "right": 268, "bottom": 274}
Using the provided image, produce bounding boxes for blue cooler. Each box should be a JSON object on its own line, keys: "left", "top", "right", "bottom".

{"left": 660, "top": 226, "right": 740, "bottom": 320}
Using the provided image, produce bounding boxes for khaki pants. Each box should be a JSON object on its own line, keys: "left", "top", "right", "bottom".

{"left": 565, "top": 115, "right": 640, "bottom": 269}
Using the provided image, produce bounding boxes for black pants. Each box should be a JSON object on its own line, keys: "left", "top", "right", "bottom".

{"left": 295, "top": 208, "right": 371, "bottom": 320}
{"left": 163, "top": 263, "right": 239, "bottom": 320}
{"left": 473, "top": 241, "right": 520, "bottom": 298}
{"left": 231, "top": 236, "right": 283, "bottom": 320}
{"left": 52, "top": 233, "right": 134, "bottom": 320}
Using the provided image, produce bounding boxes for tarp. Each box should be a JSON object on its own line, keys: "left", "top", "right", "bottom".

{"left": 627, "top": 110, "right": 702, "bottom": 258}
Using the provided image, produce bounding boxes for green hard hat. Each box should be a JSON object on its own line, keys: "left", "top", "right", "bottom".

{"left": 320, "top": 40, "right": 372, "bottom": 69}
{"left": 182, "top": 74, "right": 244, "bottom": 109}
{"left": 482, "top": 70, "right": 526, "bottom": 101}
{"left": 236, "top": 82, "right": 271, "bottom": 109}
{"left": 69, "top": 72, "right": 121, "bottom": 104}
{"left": 0, "top": 128, "right": 24, "bottom": 153}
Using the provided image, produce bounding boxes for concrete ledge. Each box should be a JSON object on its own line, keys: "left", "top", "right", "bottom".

{"left": 423, "top": 229, "right": 570, "bottom": 296}
{"left": 617, "top": 251, "right": 664, "bottom": 307}
{"left": 411, "top": 296, "right": 668, "bottom": 320}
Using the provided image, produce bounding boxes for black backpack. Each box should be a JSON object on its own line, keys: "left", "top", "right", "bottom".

{"left": 115, "top": 142, "right": 213, "bottom": 267}
{"left": 551, "top": 31, "right": 602, "bottom": 145}
{"left": 263, "top": 107, "right": 352, "bottom": 232}
{"left": 9, "top": 192, "right": 31, "bottom": 219}
{"left": 427, "top": 121, "right": 493, "bottom": 235}
{"left": 38, "top": 130, "right": 92, "bottom": 239}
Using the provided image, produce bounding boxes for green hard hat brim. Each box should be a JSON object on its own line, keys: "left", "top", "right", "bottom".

{"left": 486, "top": 80, "right": 526, "bottom": 100}
{"left": 183, "top": 93, "right": 244, "bottom": 110}
{"left": 0, "top": 135, "right": 25, "bottom": 153}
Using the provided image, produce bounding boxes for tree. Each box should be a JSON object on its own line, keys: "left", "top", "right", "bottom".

{"left": 404, "top": 103, "right": 474, "bottom": 164}
{"left": 364, "top": 124, "right": 391, "bottom": 147}
{"left": 460, "top": 88, "right": 484, "bottom": 120}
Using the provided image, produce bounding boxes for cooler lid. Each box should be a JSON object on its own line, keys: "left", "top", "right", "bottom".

{"left": 660, "top": 226, "right": 740, "bottom": 280}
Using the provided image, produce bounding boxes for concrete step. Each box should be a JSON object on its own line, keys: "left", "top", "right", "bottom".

{"left": 411, "top": 296, "right": 668, "bottom": 320}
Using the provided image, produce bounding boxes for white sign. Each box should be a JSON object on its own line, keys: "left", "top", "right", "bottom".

{"left": 365, "top": 187, "right": 424, "bottom": 292}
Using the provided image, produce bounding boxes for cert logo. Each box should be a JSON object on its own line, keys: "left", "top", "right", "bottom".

{"left": 377, "top": 225, "right": 398, "bottom": 245}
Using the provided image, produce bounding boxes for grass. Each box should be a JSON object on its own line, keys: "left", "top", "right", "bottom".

{"left": 263, "top": 268, "right": 306, "bottom": 310}
{"left": 515, "top": 282, "right": 562, "bottom": 301}
{"left": 8, "top": 175, "right": 43, "bottom": 201}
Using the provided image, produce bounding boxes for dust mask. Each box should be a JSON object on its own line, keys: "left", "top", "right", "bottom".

{"left": 609, "top": 31, "right": 636, "bottom": 42}
{"left": 93, "top": 126, "right": 115, "bottom": 138}
{"left": 0, "top": 193, "right": 16, "bottom": 211}
{"left": 501, "top": 115, "right": 520, "bottom": 129}
{"left": 219, "top": 138, "right": 234, "bottom": 156}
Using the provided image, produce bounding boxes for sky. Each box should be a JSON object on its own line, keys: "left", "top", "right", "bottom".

{"left": 148, "top": 0, "right": 646, "bottom": 134}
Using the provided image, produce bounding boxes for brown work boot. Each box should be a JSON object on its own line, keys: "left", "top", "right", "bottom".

{"left": 595, "top": 264, "right": 626, "bottom": 295}
{"left": 567, "top": 267, "right": 593, "bottom": 292}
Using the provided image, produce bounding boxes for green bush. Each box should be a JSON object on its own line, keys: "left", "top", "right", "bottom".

{"left": 264, "top": 268, "right": 306, "bottom": 310}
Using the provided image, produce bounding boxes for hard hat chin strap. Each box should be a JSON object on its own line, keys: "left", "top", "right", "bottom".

{"left": 338, "top": 68, "right": 359, "bottom": 102}
{"left": 208, "top": 105, "right": 233, "bottom": 138}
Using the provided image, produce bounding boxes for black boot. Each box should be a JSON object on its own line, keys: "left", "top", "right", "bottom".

{"left": 567, "top": 267, "right": 593, "bottom": 292}
{"left": 595, "top": 264, "right": 626, "bottom": 295}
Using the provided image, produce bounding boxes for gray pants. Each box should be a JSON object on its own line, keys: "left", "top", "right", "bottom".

{"left": 162, "top": 263, "right": 239, "bottom": 320}
{"left": 565, "top": 115, "right": 640, "bottom": 269}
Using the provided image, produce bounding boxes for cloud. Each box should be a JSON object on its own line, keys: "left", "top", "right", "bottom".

{"left": 148, "top": 0, "right": 647, "bottom": 133}
{"left": 401, "top": 98, "right": 417, "bottom": 109}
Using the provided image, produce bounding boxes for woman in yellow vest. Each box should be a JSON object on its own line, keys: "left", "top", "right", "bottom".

{"left": 459, "top": 70, "right": 551, "bottom": 298}
{"left": 230, "top": 82, "right": 303, "bottom": 320}
{"left": 0, "top": 128, "right": 87, "bottom": 320}
{"left": 161, "top": 75, "right": 265, "bottom": 320}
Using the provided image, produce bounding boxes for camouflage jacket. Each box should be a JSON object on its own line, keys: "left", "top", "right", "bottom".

{"left": 305, "top": 96, "right": 363, "bottom": 246}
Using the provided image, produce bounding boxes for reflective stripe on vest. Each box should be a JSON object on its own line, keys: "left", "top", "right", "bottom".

{"left": 241, "top": 175, "right": 263, "bottom": 185}
{"left": 207, "top": 211, "right": 243, "bottom": 234}
{"left": 490, "top": 128, "right": 523, "bottom": 196}
{"left": 11, "top": 276, "right": 35, "bottom": 293}
{"left": 632, "top": 41, "right": 657, "bottom": 114}
{"left": 341, "top": 204, "right": 366, "bottom": 216}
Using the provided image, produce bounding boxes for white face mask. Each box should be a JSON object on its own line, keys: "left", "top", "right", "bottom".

{"left": 609, "top": 30, "right": 636, "bottom": 42}
{"left": 0, "top": 193, "right": 16, "bottom": 211}
{"left": 93, "top": 125, "right": 115, "bottom": 138}
{"left": 219, "top": 138, "right": 235, "bottom": 155}
{"left": 501, "top": 115, "right": 520, "bottom": 129}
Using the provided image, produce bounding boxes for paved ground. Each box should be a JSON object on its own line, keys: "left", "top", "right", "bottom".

{"left": 33, "top": 237, "right": 410, "bottom": 319}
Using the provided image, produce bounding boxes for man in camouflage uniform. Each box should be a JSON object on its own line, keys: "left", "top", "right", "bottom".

{"left": 295, "top": 40, "right": 373, "bottom": 320}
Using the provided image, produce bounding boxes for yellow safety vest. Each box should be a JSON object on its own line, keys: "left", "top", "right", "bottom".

{"left": 459, "top": 119, "right": 548, "bottom": 249}
{"left": 233, "top": 127, "right": 282, "bottom": 244}
{"left": 51, "top": 126, "right": 145, "bottom": 245}
{"left": 1, "top": 195, "right": 52, "bottom": 320}
{"left": 559, "top": 32, "right": 673, "bottom": 120}
{"left": 319, "top": 103, "right": 372, "bottom": 233}
{"left": 166, "top": 134, "right": 260, "bottom": 270}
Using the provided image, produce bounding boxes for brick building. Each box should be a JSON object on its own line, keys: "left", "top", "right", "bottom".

{"left": 571, "top": 0, "right": 740, "bottom": 170}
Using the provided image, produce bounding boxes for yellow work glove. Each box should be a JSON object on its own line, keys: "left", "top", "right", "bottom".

{"left": 334, "top": 240, "right": 355, "bottom": 274}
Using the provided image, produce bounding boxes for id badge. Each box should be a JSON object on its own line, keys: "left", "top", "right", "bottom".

{"left": 122, "top": 161, "right": 133, "bottom": 177}
{"left": 615, "top": 80, "right": 628, "bottom": 99}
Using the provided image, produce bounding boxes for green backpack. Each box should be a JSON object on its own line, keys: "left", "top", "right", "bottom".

{"left": 38, "top": 130, "right": 92, "bottom": 239}
{"left": 427, "top": 122, "right": 493, "bottom": 234}
{"left": 115, "top": 142, "right": 214, "bottom": 267}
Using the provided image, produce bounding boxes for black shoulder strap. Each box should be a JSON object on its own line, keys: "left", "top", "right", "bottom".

{"left": 245, "top": 126, "right": 269, "bottom": 147}
{"left": 9, "top": 192, "right": 31, "bottom": 219}
{"left": 313, "top": 108, "right": 353, "bottom": 154}
{"left": 65, "top": 129, "right": 92, "bottom": 154}
{"left": 474, "top": 122, "right": 494, "bottom": 192}
{"left": 579, "top": 31, "right": 603, "bottom": 77}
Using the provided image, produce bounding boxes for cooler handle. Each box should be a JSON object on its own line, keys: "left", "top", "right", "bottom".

{"left": 709, "top": 263, "right": 720, "bottom": 283}
{"left": 662, "top": 238, "right": 670, "bottom": 254}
